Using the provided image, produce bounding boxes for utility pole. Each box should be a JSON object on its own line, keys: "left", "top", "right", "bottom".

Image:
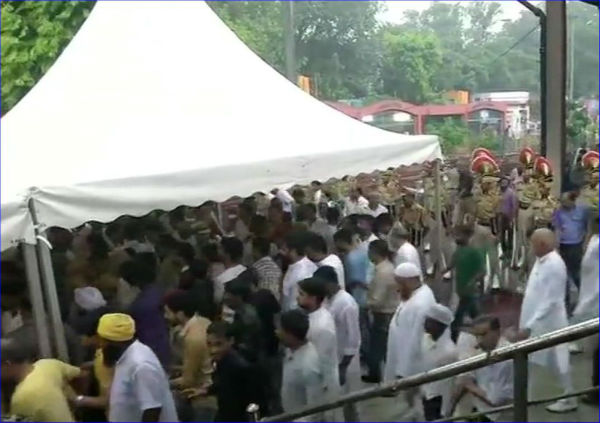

{"left": 517, "top": 1, "right": 547, "bottom": 156}
{"left": 545, "top": 1, "right": 567, "bottom": 195}
{"left": 282, "top": 1, "right": 296, "bottom": 83}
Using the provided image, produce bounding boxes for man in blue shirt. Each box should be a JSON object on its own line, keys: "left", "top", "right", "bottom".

{"left": 334, "top": 228, "right": 371, "bottom": 360}
{"left": 553, "top": 191, "right": 589, "bottom": 312}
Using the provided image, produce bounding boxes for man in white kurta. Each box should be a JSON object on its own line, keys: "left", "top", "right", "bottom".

{"left": 298, "top": 277, "right": 342, "bottom": 422}
{"left": 517, "top": 229, "right": 576, "bottom": 413}
{"left": 421, "top": 304, "right": 459, "bottom": 420}
{"left": 385, "top": 263, "right": 435, "bottom": 381}
{"left": 343, "top": 188, "right": 369, "bottom": 217}
{"left": 317, "top": 266, "right": 362, "bottom": 422}
{"left": 306, "top": 233, "right": 346, "bottom": 290}
{"left": 281, "top": 232, "right": 318, "bottom": 311}
{"left": 385, "top": 262, "right": 436, "bottom": 421}
{"left": 388, "top": 226, "right": 422, "bottom": 272}
{"left": 278, "top": 310, "right": 324, "bottom": 421}
{"left": 572, "top": 228, "right": 599, "bottom": 323}
{"left": 282, "top": 257, "right": 318, "bottom": 311}
{"left": 572, "top": 223, "right": 599, "bottom": 405}
{"left": 452, "top": 316, "right": 514, "bottom": 422}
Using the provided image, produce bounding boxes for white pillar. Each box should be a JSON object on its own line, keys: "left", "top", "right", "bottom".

{"left": 546, "top": 1, "right": 567, "bottom": 195}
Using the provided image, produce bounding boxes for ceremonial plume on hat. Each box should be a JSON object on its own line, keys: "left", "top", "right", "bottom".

{"left": 534, "top": 156, "right": 553, "bottom": 180}
{"left": 471, "top": 148, "right": 497, "bottom": 163}
{"left": 582, "top": 151, "right": 599, "bottom": 173}
{"left": 519, "top": 147, "right": 536, "bottom": 168}
{"left": 470, "top": 154, "right": 500, "bottom": 176}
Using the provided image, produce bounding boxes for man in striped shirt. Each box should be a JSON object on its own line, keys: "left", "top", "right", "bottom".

{"left": 252, "top": 237, "right": 282, "bottom": 300}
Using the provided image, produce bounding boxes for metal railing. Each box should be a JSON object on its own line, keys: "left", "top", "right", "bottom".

{"left": 249, "top": 318, "right": 599, "bottom": 422}
{"left": 436, "top": 385, "right": 599, "bottom": 422}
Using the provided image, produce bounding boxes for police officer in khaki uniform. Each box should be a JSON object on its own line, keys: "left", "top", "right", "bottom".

{"left": 516, "top": 172, "right": 539, "bottom": 204}
{"left": 397, "top": 191, "right": 429, "bottom": 248}
{"left": 531, "top": 182, "right": 558, "bottom": 229}
{"left": 580, "top": 171, "right": 599, "bottom": 214}
{"left": 445, "top": 165, "right": 460, "bottom": 206}
{"left": 422, "top": 171, "right": 452, "bottom": 276}
{"left": 514, "top": 195, "right": 535, "bottom": 289}
{"left": 453, "top": 171, "right": 477, "bottom": 228}
{"left": 473, "top": 176, "right": 502, "bottom": 291}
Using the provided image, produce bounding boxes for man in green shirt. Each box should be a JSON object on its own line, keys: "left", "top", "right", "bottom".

{"left": 445, "top": 226, "right": 485, "bottom": 342}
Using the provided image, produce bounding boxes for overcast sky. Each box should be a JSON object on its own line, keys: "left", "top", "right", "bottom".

{"left": 380, "top": 1, "right": 526, "bottom": 24}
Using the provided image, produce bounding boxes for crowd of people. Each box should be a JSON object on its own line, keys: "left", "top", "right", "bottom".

{"left": 0, "top": 147, "right": 598, "bottom": 422}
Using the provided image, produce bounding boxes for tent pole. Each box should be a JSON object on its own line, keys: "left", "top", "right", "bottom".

{"left": 28, "top": 199, "right": 69, "bottom": 362}
{"left": 217, "top": 202, "right": 225, "bottom": 234}
{"left": 22, "top": 243, "right": 52, "bottom": 358}
{"left": 433, "top": 160, "right": 443, "bottom": 278}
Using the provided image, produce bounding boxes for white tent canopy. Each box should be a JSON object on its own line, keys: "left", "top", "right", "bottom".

{"left": 1, "top": 1, "right": 441, "bottom": 251}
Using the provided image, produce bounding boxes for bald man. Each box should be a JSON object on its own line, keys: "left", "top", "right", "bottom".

{"left": 514, "top": 229, "right": 576, "bottom": 413}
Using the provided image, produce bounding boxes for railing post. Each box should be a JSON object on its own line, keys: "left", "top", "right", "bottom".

{"left": 246, "top": 404, "right": 260, "bottom": 422}
{"left": 513, "top": 351, "right": 529, "bottom": 422}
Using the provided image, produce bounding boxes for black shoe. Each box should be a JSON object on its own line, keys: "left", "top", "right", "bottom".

{"left": 361, "top": 375, "right": 381, "bottom": 384}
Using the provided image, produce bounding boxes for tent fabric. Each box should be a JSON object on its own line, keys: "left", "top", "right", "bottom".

{"left": 0, "top": 1, "right": 441, "bottom": 251}
{"left": 1, "top": 194, "right": 35, "bottom": 251}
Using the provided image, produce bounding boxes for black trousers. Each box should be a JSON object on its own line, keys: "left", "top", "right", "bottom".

{"left": 559, "top": 243, "right": 583, "bottom": 312}
{"left": 452, "top": 295, "right": 479, "bottom": 342}
{"left": 366, "top": 312, "right": 393, "bottom": 381}
{"left": 422, "top": 396, "right": 442, "bottom": 421}
{"left": 498, "top": 215, "right": 513, "bottom": 255}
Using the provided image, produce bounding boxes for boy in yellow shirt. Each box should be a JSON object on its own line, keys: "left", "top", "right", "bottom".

{"left": 1, "top": 342, "right": 81, "bottom": 422}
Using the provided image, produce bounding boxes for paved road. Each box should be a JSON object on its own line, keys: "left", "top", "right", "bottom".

{"left": 358, "top": 347, "right": 598, "bottom": 422}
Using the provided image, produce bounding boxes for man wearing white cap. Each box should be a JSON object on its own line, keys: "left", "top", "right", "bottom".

{"left": 74, "top": 286, "right": 107, "bottom": 312}
{"left": 420, "top": 304, "right": 458, "bottom": 421}
{"left": 384, "top": 262, "right": 435, "bottom": 419}
{"left": 385, "top": 262, "right": 435, "bottom": 381}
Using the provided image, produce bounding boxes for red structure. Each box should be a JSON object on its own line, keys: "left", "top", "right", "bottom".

{"left": 327, "top": 99, "right": 509, "bottom": 135}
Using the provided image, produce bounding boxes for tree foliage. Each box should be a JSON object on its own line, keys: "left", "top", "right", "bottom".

{"left": 208, "top": 1, "right": 382, "bottom": 100}
{"left": 426, "top": 118, "right": 502, "bottom": 155}
{"left": 378, "top": 29, "right": 442, "bottom": 103}
{"left": 1, "top": 1, "right": 93, "bottom": 113}
{"left": 567, "top": 101, "right": 599, "bottom": 147}
{"left": 425, "top": 118, "right": 471, "bottom": 154}
{"left": 1, "top": 0, "right": 598, "bottom": 118}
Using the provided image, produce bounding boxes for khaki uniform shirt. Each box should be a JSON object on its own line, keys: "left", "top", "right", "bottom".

{"left": 531, "top": 196, "right": 558, "bottom": 228}
{"left": 580, "top": 184, "right": 599, "bottom": 213}
{"left": 475, "top": 191, "right": 500, "bottom": 222}
{"left": 423, "top": 177, "right": 448, "bottom": 214}
{"left": 398, "top": 202, "right": 428, "bottom": 229}
{"left": 516, "top": 181, "right": 539, "bottom": 203}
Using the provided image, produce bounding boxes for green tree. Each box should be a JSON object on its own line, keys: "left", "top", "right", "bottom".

{"left": 295, "top": 2, "right": 382, "bottom": 99}
{"left": 378, "top": 29, "right": 443, "bottom": 103}
{"left": 3, "top": 1, "right": 598, "bottom": 115}
{"left": 567, "top": 101, "right": 593, "bottom": 147}
{"left": 209, "top": 1, "right": 382, "bottom": 100}
{"left": 425, "top": 118, "right": 470, "bottom": 154}
{"left": 207, "top": 1, "right": 285, "bottom": 73}
{"left": 1, "top": 1, "right": 94, "bottom": 113}
{"left": 567, "top": 2, "right": 599, "bottom": 98}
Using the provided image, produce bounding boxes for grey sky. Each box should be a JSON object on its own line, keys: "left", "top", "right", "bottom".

{"left": 379, "top": 1, "right": 527, "bottom": 24}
